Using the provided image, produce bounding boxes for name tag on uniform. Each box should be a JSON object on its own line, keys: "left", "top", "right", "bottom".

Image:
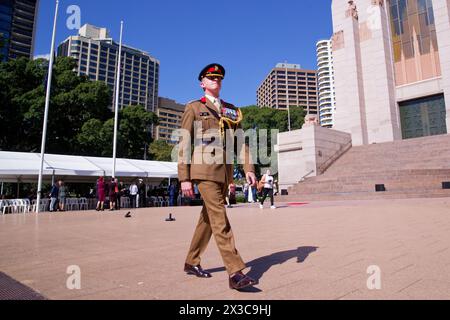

{"left": 200, "top": 112, "right": 210, "bottom": 117}
{"left": 221, "top": 108, "right": 238, "bottom": 121}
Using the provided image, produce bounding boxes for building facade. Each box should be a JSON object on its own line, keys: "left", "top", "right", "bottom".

{"left": 0, "top": 0, "right": 39, "bottom": 61}
{"left": 257, "top": 63, "right": 319, "bottom": 114}
{"left": 316, "top": 40, "right": 337, "bottom": 128}
{"left": 155, "top": 97, "right": 185, "bottom": 144}
{"left": 58, "top": 24, "right": 160, "bottom": 112}
{"left": 331, "top": 0, "right": 450, "bottom": 145}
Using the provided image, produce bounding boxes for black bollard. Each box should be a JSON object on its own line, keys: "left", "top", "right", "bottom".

{"left": 165, "top": 213, "right": 176, "bottom": 222}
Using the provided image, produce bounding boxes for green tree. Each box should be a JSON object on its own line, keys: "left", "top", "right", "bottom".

{"left": 77, "top": 105, "right": 158, "bottom": 159}
{"left": 239, "top": 105, "right": 306, "bottom": 177}
{"left": 148, "top": 140, "right": 175, "bottom": 161}
{"left": 0, "top": 57, "right": 47, "bottom": 150}
{"left": 117, "top": 105, "right": 159, "bottom": 159}
{"left": 240, "top": 105, "right": 305, "bottom": 132}
{"left": 0, "top": 56, "right": 112, "bottom": 154}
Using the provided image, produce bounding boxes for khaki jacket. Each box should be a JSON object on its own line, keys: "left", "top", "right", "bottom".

{"left": 177, "top": 98, "right": 254, "bottom": 185}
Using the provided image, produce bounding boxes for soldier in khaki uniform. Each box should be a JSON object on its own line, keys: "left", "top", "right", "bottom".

{"left": 179, "top": 63, "right": 258, "bottom": 290}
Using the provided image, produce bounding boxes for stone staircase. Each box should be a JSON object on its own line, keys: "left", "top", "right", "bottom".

{"left": 278, "top": 134, "right": 450, "bottom": 201}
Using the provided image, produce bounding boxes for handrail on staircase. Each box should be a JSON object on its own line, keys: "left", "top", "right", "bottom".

{"left": 299, "top": 170, "right": 315, "bottom": 183}
{"left": 317, "top": 140, "right": 353, "bottom": 175}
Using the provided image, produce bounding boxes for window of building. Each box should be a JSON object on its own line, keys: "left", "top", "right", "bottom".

{"left": 388, "top": 0, "right": 440, "bottom": 85}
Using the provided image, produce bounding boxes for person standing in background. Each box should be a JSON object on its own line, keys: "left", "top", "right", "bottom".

{"left": 96, "top": 176, "right": 105, "bottom": 211}
{"left": 243, "top": 182, "right": 249, "bottom": 203}
{"left": 168, "top": 180, "right": 178, "bottom": 207}
{"left": 260, "top": 170, "right": 276, "bottom": 210}
{"left": 58, "top": 180, "right": 67, "bottom": 212}
{"left": 49, "top": 181, "right": 59, "bottom": 212}
{"left": 129, "top": 182, "right": 138, "bottom": 208}
{"left": 138, "top": 179, "right": 146, "bottom": 208}
{"left": 109, "top": 178, "right": 117, "bottom": 211}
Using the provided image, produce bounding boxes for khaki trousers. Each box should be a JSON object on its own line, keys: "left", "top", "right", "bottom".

{"left": 185, "top": 180, "right": 246, "bottom": 275}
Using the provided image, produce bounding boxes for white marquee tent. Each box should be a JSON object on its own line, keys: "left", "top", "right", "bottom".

{"left": 0, "top": 151, "right": 178, "bottom": 183}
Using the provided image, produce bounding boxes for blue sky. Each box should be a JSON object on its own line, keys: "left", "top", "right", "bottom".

{"left": 35, "top": 0, "right": 333, "bottom": 107}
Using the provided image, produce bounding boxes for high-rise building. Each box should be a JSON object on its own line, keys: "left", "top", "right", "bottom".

{"left": 155, "top": 97, "right": 185, "bottom": 144}
{"left": 257, "top": 63, "right": 319, "bottom": 114}
{"left": 331, "top": 0, "right": 450, "bottom": 145}
{"left": 0, "top": 0, "right": 39, "bottom": 61}
{"left": 316, "top": 40, "right": 336, "bottom": 128}
{"left": 58, "top": 24, "right": 160, "bottom": 112}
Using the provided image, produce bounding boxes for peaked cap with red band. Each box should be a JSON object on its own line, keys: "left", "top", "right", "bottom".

{"left": 198, "top": 63, "right": 226, "bottom": 81}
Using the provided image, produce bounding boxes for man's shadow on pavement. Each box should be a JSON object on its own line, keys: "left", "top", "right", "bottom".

{"left": 207, "top": 246, "right": 318, "bottom": 293}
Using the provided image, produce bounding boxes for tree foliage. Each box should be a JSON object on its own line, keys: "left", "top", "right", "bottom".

{"left": 148, "top": 140, "right": 175, "bottom": 162}
{"left": 77, "top": 105, "right": 158, "bottom": 159}
{"left": 240, "top": 105, "right": 305, "bottom": 132}
{"left": 0, "top": 57, "right": 159, "bottom": 160}
{"left": 238, "top": 105, "right": 306, "bottom": 177}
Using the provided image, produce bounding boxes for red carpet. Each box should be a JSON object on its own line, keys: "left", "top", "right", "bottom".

{"left": 287, "top": 202, "right": 309, "bottom": 206}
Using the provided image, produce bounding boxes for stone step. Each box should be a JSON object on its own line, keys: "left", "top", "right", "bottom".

{"left": 285, "top": 134, "right": 450, "bottom": 200}
{"left": 277, "top": 189, "right": 450, "bottom": 202}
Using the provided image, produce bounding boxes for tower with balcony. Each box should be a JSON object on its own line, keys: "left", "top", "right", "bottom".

{"left": 316, "top": 40, "right": 336, "bottom": 128}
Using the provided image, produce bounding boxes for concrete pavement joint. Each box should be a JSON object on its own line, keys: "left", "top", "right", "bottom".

{"left": 434, "top": 247, "right": 449, "bottom": 254}
{"left": 339, "top": 258, "right": 365, "bottom": 268}
{"left": 342, "top": 249, "right": 365, "bottom": 258}
{"left": 396, "top": 279, "right": 423, "bottom": 294}
{"left": 390, "top": 264, "right": 415, "bottom": 276}
{"left": 390, "top": 253, "right": 409, "bottom": 261}
{"left": 333, "top": 272, "right": 360, "bottom": 283}
{"left": 335, "top": 289, "right": 361, "bottom": 300}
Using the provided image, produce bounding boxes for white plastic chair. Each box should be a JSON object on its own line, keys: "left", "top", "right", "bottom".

{"left": 67, "top": 198, "right": 80, "bottom": 211}
{"left": 78, "top": 198, "right": 88, "bottom": 211}
{"left": 20, "top": 199, "right": 31, "bottom": 213}
{"left": 158, "top": 196, "right": 169, "bottom": 207}
{"left": 0, "top": 200, "right": 8, "bottom": 215}
{"left": 150, "top": 196, "right": 160, "bottom": 207}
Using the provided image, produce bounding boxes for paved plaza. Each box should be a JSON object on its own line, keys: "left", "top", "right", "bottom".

{"left": 1, "top": 198, "right": 450, "bottom": 300}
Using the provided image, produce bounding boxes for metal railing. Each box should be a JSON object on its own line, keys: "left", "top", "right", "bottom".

{"left": 299, "top": 170, "right": 315, "bottom": 183}
{"left": 317, "top": 140, "right": 353, "bottom": 175}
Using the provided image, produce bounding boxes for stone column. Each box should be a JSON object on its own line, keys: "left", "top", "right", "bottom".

{"left": 359, "top": 0, "right": 401, "bottom": 143}
{"left": 332, "top": 0, "right": 369, "bottom": 145}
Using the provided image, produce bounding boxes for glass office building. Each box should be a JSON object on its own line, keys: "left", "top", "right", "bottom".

{"left": 0, "top": 0, "right": 39, "bottom": 61}
{"left": 58, "top": 24, "right": 160, "bottom": 112}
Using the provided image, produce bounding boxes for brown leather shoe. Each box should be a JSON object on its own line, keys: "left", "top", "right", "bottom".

{"left": 184, "top": 264, "right": 212, "bottom": 278}
{"left": 229, "top": 272, "right": 257, "bottom": 290}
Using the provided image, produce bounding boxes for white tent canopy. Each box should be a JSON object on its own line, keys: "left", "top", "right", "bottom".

{"left": 0, "top": 151, "right": 178, "bottom": 183}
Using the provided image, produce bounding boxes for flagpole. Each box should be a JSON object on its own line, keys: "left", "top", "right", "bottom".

{"left": 112, "top": 21, "right": 124, "bottom": 179}
{"left": 36, "top": 0, "right": 59, "bottom": 213}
